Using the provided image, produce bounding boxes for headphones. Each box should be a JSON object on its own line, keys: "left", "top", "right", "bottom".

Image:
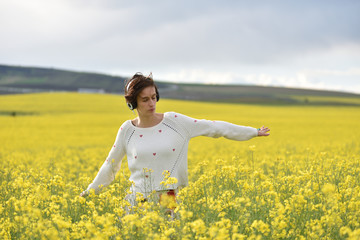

{"left": 126, "top": 76, "right": 160, "bottom": 110}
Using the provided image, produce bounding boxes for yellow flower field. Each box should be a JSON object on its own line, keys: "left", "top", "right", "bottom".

{"left": 1, "top": 92, "right": 360, "bottom": 239}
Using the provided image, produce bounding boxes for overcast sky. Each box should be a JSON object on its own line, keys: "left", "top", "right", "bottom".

{"left": 1, "top": 0, "right": 360, "bottom": 93}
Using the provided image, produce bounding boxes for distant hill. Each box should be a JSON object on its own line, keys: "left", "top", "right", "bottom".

{"left": 1, "top": 64, "right": 359, "bottom": 105}
{"left": 0, "top": 64, "right": 127, "bottom": 93}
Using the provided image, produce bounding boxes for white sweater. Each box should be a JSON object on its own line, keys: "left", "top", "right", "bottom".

{"left": 86, "top": 112, "right": 258, "bottom": 196}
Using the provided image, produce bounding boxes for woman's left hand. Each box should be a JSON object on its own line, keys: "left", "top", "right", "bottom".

{"left": 79, "top": 191, "right": 88, "bottom": 197}
{"left": 257, "top": 126, "right": 270, "bottom": 136}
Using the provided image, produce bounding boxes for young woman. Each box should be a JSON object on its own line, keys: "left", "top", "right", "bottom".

{"left": 80, "top": 72, "right": 270, "bottom": 205}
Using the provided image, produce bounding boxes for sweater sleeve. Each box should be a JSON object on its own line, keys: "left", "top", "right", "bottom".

{"left": 85, "top": 123, "right": 126, "bottom": 194}
{"left": 174, "top": 112, "right": 258, "bottom": 141}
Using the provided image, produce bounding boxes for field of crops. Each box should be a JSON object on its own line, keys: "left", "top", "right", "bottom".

{"left": 1, "top": 92, "right": 360, "bottom": 239}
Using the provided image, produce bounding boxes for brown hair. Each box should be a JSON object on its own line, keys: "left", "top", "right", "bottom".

{"left": 124, "top": 72, "right": 159, "bottom": 109}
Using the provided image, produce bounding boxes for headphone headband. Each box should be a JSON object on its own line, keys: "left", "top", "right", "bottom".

{"left": 126, "top": 79, "right": 134, "bottom": 92}
{"left": 126, "top": 72, "right": 153, "bottom": 93}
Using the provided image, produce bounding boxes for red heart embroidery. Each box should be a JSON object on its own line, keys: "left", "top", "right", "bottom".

{"left": 175, "top": 115, "right": 177, "bottom": 118}
{"left": 159, "top": 130, "right": 162, "bottom": 133}
{"left": 135, "top": 156, "right": 137, "bottom": 159}
{"left": 140, "top": 135, "right": 143, "bottom": 137}
{"left": 153, "top": 153, "right": 156, "bottom": 156}
{"left": 194, "top": 120, "right": 197, "bottom": 122}
{"left": 173, "top": 149, "right": 175, "bottom": 151}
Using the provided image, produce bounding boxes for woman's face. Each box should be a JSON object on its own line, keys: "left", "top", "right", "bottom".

{"left": 136, "top": 86, "right": 157, "bottom": 116}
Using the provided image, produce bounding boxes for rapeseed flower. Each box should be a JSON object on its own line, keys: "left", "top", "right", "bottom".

{"left": 1, "top": 93, "right": 360, "bottom": 239}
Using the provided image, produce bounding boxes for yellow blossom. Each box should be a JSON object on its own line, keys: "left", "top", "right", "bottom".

{"left": 249, "top": 145, "right": 256, "bottom": 152}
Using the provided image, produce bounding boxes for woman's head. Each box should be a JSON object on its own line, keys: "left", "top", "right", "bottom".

{"left": 124, "top": 72, "right": 159, "bottom": 110}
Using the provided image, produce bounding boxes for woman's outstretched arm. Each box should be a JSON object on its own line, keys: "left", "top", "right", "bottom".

{"left": 172, "top": 112, "right": 269, "bottom": 140}
{"left": 80, "top": 124, "right": 126, "bottom": 197}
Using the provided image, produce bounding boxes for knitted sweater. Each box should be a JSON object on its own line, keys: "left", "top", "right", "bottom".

{"left": 86, "top": 112, "right": 258, "bottom": 196}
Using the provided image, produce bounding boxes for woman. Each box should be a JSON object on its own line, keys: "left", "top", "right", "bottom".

{"left": 80, "top": 72, "right": 270, "bottom": 205}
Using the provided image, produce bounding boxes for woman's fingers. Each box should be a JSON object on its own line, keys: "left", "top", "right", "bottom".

{"left": 261, "top": 126, "right": 270, "bottom": 131}
{"left": 258, "top": 126, "right": 270, "bottom": 136}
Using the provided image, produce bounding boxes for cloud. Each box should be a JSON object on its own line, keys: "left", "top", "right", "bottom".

{"left": 0, "top": 0, "right": 359, "bottom": 93}
{"left": 155, "top": 66, "right": 360, "bottom": 94}
{"left": 243, "top": 68, "right": 360, "bottom": 93}
{"left": 159, "top": 69, "right": 239, "bottom": 85}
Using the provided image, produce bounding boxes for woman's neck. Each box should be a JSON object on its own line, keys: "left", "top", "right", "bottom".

{"left": 133, "top": 113, "right": 163, "bottom": 128}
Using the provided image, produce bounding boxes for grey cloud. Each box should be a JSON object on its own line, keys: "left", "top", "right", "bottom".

{"left": 88, "top": 0, "right": 360, "bottom": 67}
{"left": 0, "top": 0, "right": 359, "bottom": 93}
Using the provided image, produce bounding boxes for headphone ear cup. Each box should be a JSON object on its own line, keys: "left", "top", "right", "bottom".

{"left": 127, "top": 102, "right": 134, "bottom": 110}
{"left": 156, "top": 89, "right": 160, "bottom": 102}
